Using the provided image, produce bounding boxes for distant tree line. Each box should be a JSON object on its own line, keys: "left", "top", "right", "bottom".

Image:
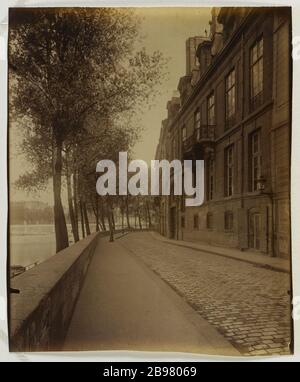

{"left": 10, "top": 202, "right": 54, "bottom": 225}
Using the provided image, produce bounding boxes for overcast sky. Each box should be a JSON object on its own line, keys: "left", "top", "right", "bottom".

{"left": 133, "top": 7, "right": 211, "bottom": 163}
{"left": 9, "top": 7, "right": 211, "bottom": 205}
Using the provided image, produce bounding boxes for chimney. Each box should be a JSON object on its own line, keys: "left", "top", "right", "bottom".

{"left": 210, "top": 7, "right": 224, "bottom": 56}
{"left": 186, "top": 36, "right": 205, "bottom": 75}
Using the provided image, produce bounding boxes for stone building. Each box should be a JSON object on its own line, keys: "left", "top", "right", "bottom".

{"left": 155, "top": 7, "right": 291, "bottom": 258}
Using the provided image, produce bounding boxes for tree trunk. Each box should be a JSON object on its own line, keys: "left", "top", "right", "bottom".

{"left": 91, "top": 198, "right": 100, "bottom": 232}
{"left": 125, "top": 196, "right": 131, "bottom": 229}
{"left": 95, "top": 195, "right": 100, "bottom": 232}
{"left": 146, "top": 201, "right": 152, "bottom": 228}
{"left": 92, "top": 195, "right": 100, "bottom": 232}
{"left": 52, "top": 139, "right": 69, "bottom": 252}
{"left": 99, "top": 198, "right": 106, "bottom": 231}
{"left": 83, "top": 202, "right": 91, "bottom": 235}
{"left": 66, "top": 156, "right": 79, "bottom": 243}
{"left": 107, "top": 200, "right": 114, "bottom": 242}
{"left": 111, "top": 208, "right": 115, "bottom": 230}
{"left": 144, "top": 206, "right": 148, "bottom": 228}
{"left": 138, "top": 207, "right": 142, "bottom": 230}
{"left": 121, "top": 204, "right": 124, "bottom": 233}
{"left": 79, "top": 199, "right": 85, "bottom": 238}
{"left": 73, "top": 170, "right": 79, "bottom": 238}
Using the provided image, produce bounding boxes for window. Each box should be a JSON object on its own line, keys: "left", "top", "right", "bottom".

{"left": 225, "top": 145, "right": 234, "bottom": 196}
{"left": 207, "top": 93, "right": 215, "bottom": 125}
{"left": 207, "top": 213, "right": 213, "bottom": 229}
{"left": 181, "top": 216, "right": 185, "bottom": 228}
{"left": 250, "top": 37, "right": 263, "bottom": 110}
{"left": 250, "top": 130, "right": 262, "bottom": 192}
{"left": 225, "top": 69, "right": 236, "bottom": 126}
{"left": 182, "top": 126, "right": 187, "bottom": 142}
{"left": 249, "top": 212, "right": 261, "bottom": 250}
{"left": 207, "top": 158, "right": 214, "bottom": 200}
{"left": 224, "top": 211, "right": 234, "bottom": 231}
{"left": 193, "top": 214, "right": 199, "bottom": 229}
{"left": 194, "top": 108, "right": 201, "bottom": 130}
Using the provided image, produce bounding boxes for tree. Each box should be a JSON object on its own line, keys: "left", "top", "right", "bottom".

{"left": 10, "top": 8, "right": 167, "bottom": 252}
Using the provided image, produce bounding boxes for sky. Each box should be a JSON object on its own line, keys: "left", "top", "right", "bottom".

{"left": 132, "top": 7, "right": 211, "bottom": 163}
{"left": 9, "top": 7, "right": 211, "bottom": 206}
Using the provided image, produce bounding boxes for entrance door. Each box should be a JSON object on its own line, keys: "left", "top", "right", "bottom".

{"left": 249, "top": 213, "right": 261, "bottom": 250}
{"left": 169, "top": 207, "right": 176, "bottom": 239}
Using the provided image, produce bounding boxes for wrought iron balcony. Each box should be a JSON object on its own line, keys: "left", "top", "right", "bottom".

{"left": 194, "top": 125, "right": 215, "bottom": 142}
{"left": 182, "top": 125, "right": 215, "bottom": 152}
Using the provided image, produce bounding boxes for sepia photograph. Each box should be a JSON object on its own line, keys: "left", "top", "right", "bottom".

{"left": 7, "top": 6, "right": 293, "bottom": 357}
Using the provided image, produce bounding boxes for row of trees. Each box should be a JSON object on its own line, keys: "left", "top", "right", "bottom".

{"left": 9, "top": 8, "right": 166, "bottom": 251}
{"left": 10, "top": 202, "right": 54, "bottom": 225}
{"left": 74, "top": 195, "right": 158, "bottom": 243}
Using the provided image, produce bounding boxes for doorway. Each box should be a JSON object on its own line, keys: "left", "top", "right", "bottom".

{"left": 249, "top": 212, "right": 261, "bottom": 250}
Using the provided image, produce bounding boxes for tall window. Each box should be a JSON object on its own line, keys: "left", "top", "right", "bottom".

{"left": 250, "top": 37, "right": 263, "bottom": 109}
{"left": 207, "top": 158, "right": 214, "bottom": 200}
{"left": 225, "top": 69, "right": 236, "bottom": 126}
{"left": 194, "top": 108, "right": 201, "bottom": 130}
{"left": 250, "top": 130, "right": 261, "bottom": 191}
{"left": 207, "top": 93, "right": 215, "bottom": 125}
{"left": 224, "top": 211, "right": 234, "bottom": 231}
{"left": 225, "top": 145, "right": 234, "bottom": 197}
{"left": 249, "top": 212, "right": 261, "bottom": 250}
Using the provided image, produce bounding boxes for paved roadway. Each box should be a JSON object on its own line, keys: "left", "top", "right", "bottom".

{"left": 118, "top": 232, "right": 292, "bottom": 356}
{"left": 63, "top": 234, "right": 239, "bottom": 356}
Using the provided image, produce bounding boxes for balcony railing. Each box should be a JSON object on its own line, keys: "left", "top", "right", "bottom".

{"left": 182, "top": 125, "right": 215, "bottom": 152}
{"left": 194, "top": 125, "right": 215, "bottom": 142}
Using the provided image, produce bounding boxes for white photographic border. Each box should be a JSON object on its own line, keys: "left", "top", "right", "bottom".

{"left": 0, "top": 0, "right": 299, "bottom": 362}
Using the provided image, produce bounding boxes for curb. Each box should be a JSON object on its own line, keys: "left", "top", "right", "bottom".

{"left": 151, "top": 235, "right": 290, "bottom": 274}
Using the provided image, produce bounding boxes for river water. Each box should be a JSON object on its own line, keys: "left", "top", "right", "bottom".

{"left": 9, "top": 224, "right": 96, "bottom": 267}
{"left": 9, "top": 215, "right": 146, "bottom": 267}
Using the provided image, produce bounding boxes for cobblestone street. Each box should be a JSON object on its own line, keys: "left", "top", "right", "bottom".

{"left": 118, "top": 232, "right": 292, "bottom": 356}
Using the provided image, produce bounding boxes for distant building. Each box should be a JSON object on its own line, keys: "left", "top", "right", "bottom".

{"left": 155, "top": 7, "right": 291, "bottom": 259}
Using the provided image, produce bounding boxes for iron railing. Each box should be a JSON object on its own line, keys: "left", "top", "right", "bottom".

{"left": 183, "top": 125, "right": 215, "bottom": 151}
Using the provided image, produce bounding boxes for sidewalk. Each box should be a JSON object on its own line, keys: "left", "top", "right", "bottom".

{"left": 150, "top": 232, "right": 290, "bottom": 274}
{"left": 63, "top": 235, "right": 239, "bottom": 356}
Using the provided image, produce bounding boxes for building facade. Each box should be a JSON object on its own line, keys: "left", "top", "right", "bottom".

{"left": 156, "top": 7, "right": 291, "bottom": 259}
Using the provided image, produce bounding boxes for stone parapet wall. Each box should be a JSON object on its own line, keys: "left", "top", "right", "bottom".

{"left": 9, "top": 232, "right": 99, "bottom": 351}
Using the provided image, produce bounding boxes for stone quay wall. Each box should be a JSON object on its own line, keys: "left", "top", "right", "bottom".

{"left": 9, "top": 232, "right": 99, "bottom": 351}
